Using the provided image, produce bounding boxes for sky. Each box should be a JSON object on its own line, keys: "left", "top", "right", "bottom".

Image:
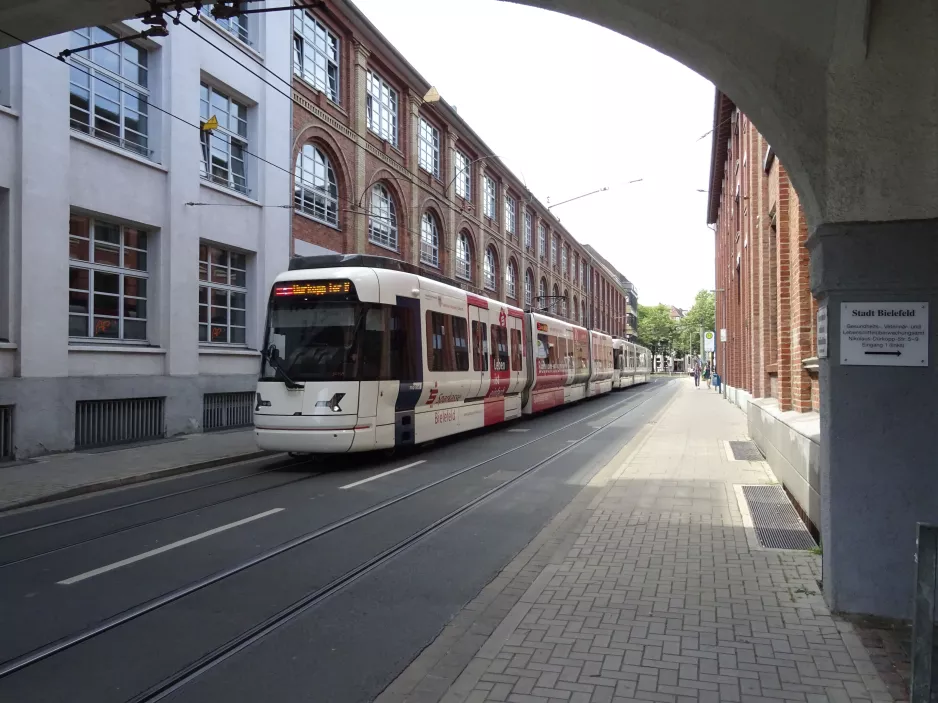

{"left": 352, "top": 0, "right": 716, "bottom": 310}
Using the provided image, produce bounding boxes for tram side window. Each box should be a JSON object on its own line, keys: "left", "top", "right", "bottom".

{"left": 510, "top": 328, "right": 523, "bottom": 372}
{"left": 389, "top": 305, "right": 419, "bottom": 380}
{"left": 426, "top": 311, "right": 470, "bottom": 372}
{"left": 491, "top": 325, "right": 509, "bottom": 372}
{"left": 472, "top": 320, "right": 489, "bottom": 371}
{"left": 574, "top": 336, "right": 588, "bottom": 372}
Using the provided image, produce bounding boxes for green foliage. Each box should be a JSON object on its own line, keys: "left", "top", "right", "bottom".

{"left": 637, "top": 304, "right": 676, "bottom": 356}
{"left": 676, "top": 290, "right": 716, "bottom": 355}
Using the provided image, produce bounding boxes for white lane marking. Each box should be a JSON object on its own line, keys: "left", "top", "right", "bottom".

{"left": 506, "top": 429, "right": 529, "bottom": 433}
{"left": 57, "top": 508, "right": 284, "bottom": 585}
{"left": 339, "top": 460, "right": 426, "bottom": 490}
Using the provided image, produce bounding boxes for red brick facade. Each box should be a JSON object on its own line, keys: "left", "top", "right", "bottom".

{"left": 289, "top": 0, "right": 632, "bottom": 336}
{"left": 708, "top": 92, "right": 819, "bottom": 412}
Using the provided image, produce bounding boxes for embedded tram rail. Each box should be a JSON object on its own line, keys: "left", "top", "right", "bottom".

{"left": 0, "top": 381, "right": 671, "bottom": 703}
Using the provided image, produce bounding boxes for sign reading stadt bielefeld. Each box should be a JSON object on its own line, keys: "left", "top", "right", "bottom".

{"left": 840, "top": 302, "right": 929, "bottom": 367}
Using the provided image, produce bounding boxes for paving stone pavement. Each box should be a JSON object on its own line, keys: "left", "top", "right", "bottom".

{"left": 380, "top": 379, "right": 893, "bottom": 703}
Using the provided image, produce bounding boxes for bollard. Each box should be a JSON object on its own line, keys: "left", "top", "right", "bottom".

{"left": 912, "top": 522, "right": 938, "bottom": 703}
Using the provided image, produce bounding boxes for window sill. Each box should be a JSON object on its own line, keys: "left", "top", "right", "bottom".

{"left": 68, "top": 344, "right": 166, "bottom": 354}
{"left": 294, "top": 208, "right": 341, "bottom": 231}
{"left": 70, "top": 131, "right": 166, "bottom": 172}
{"left": 0, "top": 342, "right": 16, "bottom": 350}
{"left": 200, "top": 15, "right": 265, "bottom": 63}
{"left": 199, "top": 179, "right": 259, "bottom": 206}
{"left": 368, "top": 239, "right": 400, "bottom": 254}
{"left": 199, "top": 346, "right": 260, "bottom": 357}
{"left": 0, "top": 104, "right": 18, "bottom": 119}
{"left": 294, "top": 75, "right": 346, "bottom": 115}
{"left": 419, "top": 260, "right": 440, "bottom": 270}
{"left": 802, "top": 356, "right": 820, "bottom": 371}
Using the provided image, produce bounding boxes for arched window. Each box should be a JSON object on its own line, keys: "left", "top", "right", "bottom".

{"left": 563, "top": 289, "right": 570, "bottom": 318}
{"left": 483, "top": 247, "right": 497, "bottom": 291}
{"left": 552, "top": 283, "right": 560, "bottom": 314}
{"left": 368, "top": 183, "right": 397, "bottom": 250}
{"left": 294, "top": 144, "right": 338, "bottom": 226}
{"left": 539, "top": 277, "right": 547, "bottom": 304}
{"left": 456, "top": 232, "right": 472, "bottom": 280}
{"left": 573, "top": 295, "right": 579, "bottom": 322}
{"left": 506, "top": 261, "right": 518, "bottom": 300}
{"left": 420, "top": 211, "right": 439, "bottom": 267}
{"left": 524, "top": 269, "right": 534, "bottom": 308}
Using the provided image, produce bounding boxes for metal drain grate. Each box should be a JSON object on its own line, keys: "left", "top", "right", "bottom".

{"left": 729, "top": 440, "right": 764, "bottom": 461}
{"left": 742, "top": 484, "right": 817, "bottom": 550}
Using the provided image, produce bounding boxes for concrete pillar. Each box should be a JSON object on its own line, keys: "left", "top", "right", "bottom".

{"left": 443, "top": 131, "right": 457, "bottom": 280}
{"left": 407, "top": 93, "right": 421, "bottom": 267}
{"left": 811, "top": 221, "right": 938, "bottom": 618}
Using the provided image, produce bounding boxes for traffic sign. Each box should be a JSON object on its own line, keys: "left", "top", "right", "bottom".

{"left": 704, "top": 330, "right": 715, "bottom": 352}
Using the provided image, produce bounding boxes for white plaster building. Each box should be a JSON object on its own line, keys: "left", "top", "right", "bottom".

{"left": 0, "top": 8, "right": 291, "bottom": 458}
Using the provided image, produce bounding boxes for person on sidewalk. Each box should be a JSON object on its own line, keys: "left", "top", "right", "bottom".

{"left": 703, "top": 361, "right": 711, "bottom": 389}
{"left": 693, "top": 358, "right": 701, "bottom": 387}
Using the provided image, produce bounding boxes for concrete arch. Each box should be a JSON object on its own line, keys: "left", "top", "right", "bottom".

{"left": 366, "top": 168, "right": 409, "bottom": 223}
{"left": 293, "top": 125, "right": 352, "bottom": 204}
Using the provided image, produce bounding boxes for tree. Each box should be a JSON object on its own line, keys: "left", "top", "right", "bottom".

{"left": 676, "top": 290, "right": 716, "bottom": 355}
{"left": 637, "top": 304, "right": 677, "bottom": 360}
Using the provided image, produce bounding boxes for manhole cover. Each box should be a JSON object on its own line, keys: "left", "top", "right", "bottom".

{"left": 729, "top": 440, "right": 763, "bottom": 461}
{"left": 741, "top": 484, "right": 816, "bottom": 550}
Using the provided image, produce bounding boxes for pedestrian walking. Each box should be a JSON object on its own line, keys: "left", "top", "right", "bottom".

{"left": 703, "top": 361, "right": 711, "bottom": 389}
{"left": 693, "top": 358, "right": 701, "bottom": 387}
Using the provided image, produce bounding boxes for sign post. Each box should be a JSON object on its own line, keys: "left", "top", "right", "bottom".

{"left": 840, "top": 302, "right": 928, "bottom": 366}
{"left": 704, "top": 330, "right": 715, "bottom": 353}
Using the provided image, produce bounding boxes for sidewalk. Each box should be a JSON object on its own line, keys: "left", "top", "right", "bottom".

{"left": 0, "top": 429, "right": 268, "bottom": 512}
{"left": 381, "top": 379, "right": 894, "bottom": 703}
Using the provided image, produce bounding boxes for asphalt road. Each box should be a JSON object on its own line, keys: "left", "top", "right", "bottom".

{"left": 0, "top": 378, "right": 675, "bottom": 703}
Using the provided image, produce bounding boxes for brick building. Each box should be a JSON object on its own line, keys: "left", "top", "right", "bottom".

{"left": 289, "top": 0, "right": 632, "bottom": 336}
{"left": 707, "top": 90, "right": 821, "bottom": 531}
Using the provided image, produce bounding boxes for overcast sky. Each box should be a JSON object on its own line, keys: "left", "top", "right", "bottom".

{"left": 353, "top": 0, "right": 716, "bottom": 310}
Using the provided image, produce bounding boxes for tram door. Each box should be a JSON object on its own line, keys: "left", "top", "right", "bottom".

{"left": 467, "top": 305, "right": 488, "bottom": 399}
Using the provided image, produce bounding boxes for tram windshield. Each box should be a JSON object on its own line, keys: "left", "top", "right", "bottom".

{"left": 261, "top": 297, "right": 418, "bottom": 383}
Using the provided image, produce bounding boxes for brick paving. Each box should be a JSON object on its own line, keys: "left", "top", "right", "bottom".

{"left": 380, "top": 379, "right": 893, "bottom": 703}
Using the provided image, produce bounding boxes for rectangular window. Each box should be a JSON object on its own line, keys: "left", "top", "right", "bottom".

{"left": 215, "top": 12, "right": 249, "bottom": 44}
{"left": 472, "top": 320, "right": 489, "bottom": 372}
{"left": 366, "top": 70, "right": 398, "bottom": 145}
{"left": 418, "top": 118, "right": 440, "bottom": 177}
{"left": 426, "top": 311, "right": 469, "bottom": 372}
{"left": 524, "top": 210, "right": 532, "bottom": 249}
{"left": 199, "top": 243, "right": 247, "bottom": 345}
{"left": 491, "top": 325, "right": 509, "bottom": 372}
{"left": 561, "top": 244, "right": 568, "bottom": 275}
{"left": 483, "top": 176, "right": 497, "bottom": 220}
{"left": 505, "top": 196, "right": 516, "bottom": 235}
{"left": 454, "top": 150, "right": 471, "bottom": 200}
{"left": 550, "top": 236, "right": 557, "bottom": 267}
{"left": 293, "top": 9, "right": 339, "bottom": 103}
{"left": 200, "top": 83, "right": 248, "bottom": 194}
{"left": 68, "top": 214, "right": 148, "bottom": 341}
{"left": 538, "top": 223, "right": 547, "bottom": 259}
{"left": 69, "top": 26, "right": 149, "bottom": 157}
{"left": 510, "top": 328, "right": 523, "bottom": 372}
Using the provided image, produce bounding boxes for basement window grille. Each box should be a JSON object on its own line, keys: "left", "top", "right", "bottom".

{"left": 203, "top": 391, "right": 254, "bottom": 431}
{"left": 0, "top": 405, "right": 12, "bottom": 460}
{"left": 75, "top": 397, "right": 164, "bottom": 449}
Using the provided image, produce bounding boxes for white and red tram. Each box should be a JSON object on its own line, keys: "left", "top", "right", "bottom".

{"left": 253, "top": 255, "right": 647, "bottom": 454}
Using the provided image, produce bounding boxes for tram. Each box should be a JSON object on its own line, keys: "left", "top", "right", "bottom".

{"left": 254, "top": 255, "right": 650, "bottom": 454}
{"left": 612, "top": 338, "right": 652, "bottom": 389}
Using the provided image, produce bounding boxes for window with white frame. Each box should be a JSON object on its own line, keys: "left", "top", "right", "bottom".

{"left": 574, "top": 254, "right": 579, "bottom": 284}
{"left": 200, "top": 83, "right": 248, "bottom": 194}
{"left": 69, "top": 27, "right": 150, "bottom": 157}
{"left": 524, "top": 270, "right": 533, "bottom": 307}
{"left": 505, "top": 196, "right": 516, "bottom": 236}
{"left": 418, "top": 118, "right": 440, "bottom": 177}
{"left": 561, "top": 245, "right": 568, "bottom": 276}
{"left": 562, "top": 290, "right": 568, "bottom": 318}
{"left": 524, "top": 210, "right": 532, "bottom": 249}
{"left": 573, "top": 297, "right": 579, "bottom": 322}
{"left": 215, "top": 11, "right": 250, "bottom": 44}
{"left": 484, "top": 247, "right": 497, "bottom": 291}
{"left": 483, "top": 175, "right": 497, "bottom": 220}
{"left": 506, "top": 261, "right": 517, "bottom": 299}
{"left": 539, "top": 278, "right": 547, "bottom": 302}
{"left": 366, "top": 70, "right": 398, "bottom": 145}
{"left": 582, "top": 261, "right": 588, "bottom": 286}
{"left": 456, "top": 232, "right": 472, "bottom": 280}
{"left": 420, "top": 211, "right": 439, "bottom": 267}
{"left": 68, "top": 214, "right": 148, "bottom": 341}
{"left": 199, "top": 243, "right": 247, "bottom": 345}
{"left": 550, "top": 235, "right": 557, "bottom": 267}
{"left": 538, "top": 222, "right": 547, "bottom": 259}
{"left": 368, "top": 183, "right": 398, "bottom": 250}
{"left": 294, "top": 143, "right": 338, "bottom": 226}
{"left": 454, "top": 150, "right": 471, "bottom": 200}
{"left": 293, "top": 9, "right": 339, "bottom": 103}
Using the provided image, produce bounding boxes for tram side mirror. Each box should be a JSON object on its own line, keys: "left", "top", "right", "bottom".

{"left": 266, "top": 344, "right": 279, "bottom": 362}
